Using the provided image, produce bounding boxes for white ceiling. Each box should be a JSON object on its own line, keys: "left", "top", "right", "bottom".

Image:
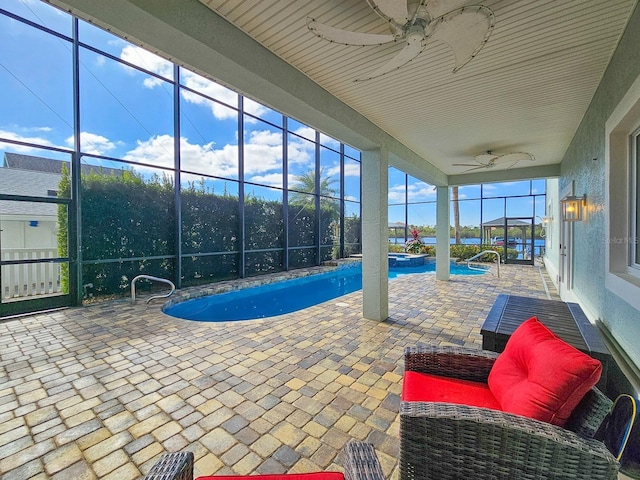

{"left": 198, "top": 0, "right": 636, "bottom": 179}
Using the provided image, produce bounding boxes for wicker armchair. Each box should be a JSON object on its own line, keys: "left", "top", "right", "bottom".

{"left": 143, "top": 441, "right": 384, "bottom": 480}
{"left": 400, "top": 345, "right": 619, "bottom": 480}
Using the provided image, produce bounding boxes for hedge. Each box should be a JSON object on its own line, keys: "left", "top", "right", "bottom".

{"left": 58, "top": 168, "right": 358, "bottom": 297}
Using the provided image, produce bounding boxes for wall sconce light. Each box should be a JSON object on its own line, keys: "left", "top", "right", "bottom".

{"left": 560, "top": 194, "right": 586, "bottom": 222}
{"left": 536, "top": 216, "right": 552, "bottom": 238}
{"left": 536, "top": 215, "right": 552, "bottom": 226}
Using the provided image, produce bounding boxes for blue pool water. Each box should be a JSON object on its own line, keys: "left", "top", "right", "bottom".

{"left": 165, "top": 261, "right": 487, "bottom": 322}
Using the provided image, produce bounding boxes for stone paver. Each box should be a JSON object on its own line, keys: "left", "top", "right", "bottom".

{"left": 0, "top": 263, "right": 560, "bottom": 479}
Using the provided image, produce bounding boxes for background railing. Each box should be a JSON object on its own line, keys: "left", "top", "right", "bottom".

{"left": 1, "top": 248, "right": 63, "bottom": 299}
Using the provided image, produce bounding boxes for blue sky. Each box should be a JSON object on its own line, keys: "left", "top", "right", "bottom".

{"left": 1, "top": 0, "right": 545, "bottom": 228}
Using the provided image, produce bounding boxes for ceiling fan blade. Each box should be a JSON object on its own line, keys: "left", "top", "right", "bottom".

{"left": 355, "top": 33, "right": 423, "bottom": 81}
{"left": 494, "top": 152, "right": 536, "bottom": 164}
{"left": 367, "top": 0, "right": 409, "bottom": 22}
{"left": 431, "top": 6, "right": 495, "bottom": 73}
{"left": 473, "top": 153, "right": 497, "bottom": 164}
{"left": 461, "top": 165, "right": 490, "bottom": 173}
{"left": 423, "top": 0, "right": 470, "bottom": 19}
{"left": 307, "top": 18, "right": 395, "bottom": 46}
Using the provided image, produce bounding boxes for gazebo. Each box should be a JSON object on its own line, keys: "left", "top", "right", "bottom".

{"left": 481, "top": 217, "right": 532, "bottom": 244}
{"left": 389, "top": 221, "right": 407, "bottom": 243}
{"left": 481, "top": 217, "right": 535, "bottom": 264}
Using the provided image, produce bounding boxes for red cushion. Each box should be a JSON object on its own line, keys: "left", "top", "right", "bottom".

{"left": 197, "top": 474, "right": 344, "bottom": 480}
{"left": 487, "top": 316, "right": 602, "bottom": 426}
{"left": 402, "top": 370, "right": 502, "bottom": 410}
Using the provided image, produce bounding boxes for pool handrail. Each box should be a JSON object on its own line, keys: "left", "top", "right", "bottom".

{"left": 466, "top": 250, "right": 500, "bottom": 277}
{"left": 131, "top": 275, "right": 176, "bottom": 304}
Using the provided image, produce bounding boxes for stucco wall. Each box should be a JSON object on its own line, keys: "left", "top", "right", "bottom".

{"left": 542, "top": 178, "right": 560, "bottom": 291}
{"left": 559, "top": 3, "right": 640, "bottom": 366}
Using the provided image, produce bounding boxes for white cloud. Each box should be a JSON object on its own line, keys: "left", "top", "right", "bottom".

{"left": 319, "top": 162, "right": 361, "bottom": 179}
{"left": 66, "top": 132, "right": 117, "bottom": 155}
{"left": 286, "top": 135, "right": 314, "bottom": 166}
{"left": 248, "top": 129, "right": 282, "bottom": 147}
{"left": 388, "top": 184, "right": 406, "bottom": 203}
{"left": 319, "top": 133, "right": 340, "bottom": 148}
{"left": 407, "top": 182, "right": 437, "bottom": 202}
{"left": 0, "top": 130, "right": 55, "bottom": 152}
{"left": 388, "top": 181, "right": 436, "bottom": 203}
{"left": 326, "top": 165, "right": 340, "bottom": 177}
{"left": 248, "top": 173, "right": 283, "bottom": 187}
{"left": 340, "top": 162, "right": 361, "bottom": 177}
{"left": 122, "top": 129, "right": 294, "bottom": 179}
{"left": 180, "top": 81, "right": 239, "bottom": 121}
{"left": 243, "top": 128, "right": 322, "bottom": 176}
{"left": 120, "top": 45, "right": 173, "bottom": 88}
{"left": 118, "top": 45, "right": 268, "bottom": 120}
{"left": 242, "top": 97, "right": 272, "bottom": 120}
{"left": 123, "top": 134, "right": 238, "bottom": 178}
{"left": 292, "top": 126, "right": 316, "bottom": 142}
{"left": 244, "top": 143, "right": 282, "bottom": 175}
{"left": 291, "top": 126, "right": 339, "bottom": 148}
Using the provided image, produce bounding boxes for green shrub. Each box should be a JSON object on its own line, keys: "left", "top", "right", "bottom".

{"left": 388, "top": 243, "right": 404, "bottom": 253}
{"left": 420, "top": 244, "right": 435, "bottom": 255}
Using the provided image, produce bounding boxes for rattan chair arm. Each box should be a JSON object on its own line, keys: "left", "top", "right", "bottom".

{"left": 400, "top": 401, "right": 619, "bottom": 480}
{"left": 404, "top": 345, "right": 499, "bottom": 382}
{"left": 142, "top": 443, "right": 383, "bottom": 480}
{"left": 143, "top": 451, "right": 194, "bottom": 480}
{"left": 343, "top": 441, "right": 386, "bottom": 480}
{"left": 565, "top": 387, "right": 613, "bottom": 438}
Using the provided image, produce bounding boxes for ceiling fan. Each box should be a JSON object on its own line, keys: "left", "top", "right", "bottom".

{"left": 307, "top": 0, "right": 495, "bottom": 81}
{"left": 453, "top": 151, "right": 536, "bottom": 173}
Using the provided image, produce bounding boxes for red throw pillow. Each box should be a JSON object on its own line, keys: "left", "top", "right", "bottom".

{"left": 487, "top": 316, "right": 602, "bottom": 426}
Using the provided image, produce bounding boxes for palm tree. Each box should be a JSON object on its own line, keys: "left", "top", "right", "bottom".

{"left": 452, "top": 185, "right": 461, "bottom": 244}
{"left": 289, "top": 167, "right": 338, "bottom": 206}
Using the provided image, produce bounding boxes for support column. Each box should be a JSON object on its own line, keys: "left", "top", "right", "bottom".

{"left": 362, "top": 148, "right": 389, "bottom": 321}
{"left": 436, "top": 186, "right": 450, "bottom": 281}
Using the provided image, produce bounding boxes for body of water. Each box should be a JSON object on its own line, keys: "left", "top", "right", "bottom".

{"left": 390, "top": 237, "right": 545, "bottom": 257}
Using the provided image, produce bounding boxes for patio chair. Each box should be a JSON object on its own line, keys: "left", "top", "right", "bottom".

{"left": 143, "top": 441, "right": 384, "bottom": 480}
{"left": 400, "top": 343, "right": 619, "bottom": 480}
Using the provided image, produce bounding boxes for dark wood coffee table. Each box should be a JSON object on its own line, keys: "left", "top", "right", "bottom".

{"left": 481, "top": 294, "right": 612, "bottom": 389}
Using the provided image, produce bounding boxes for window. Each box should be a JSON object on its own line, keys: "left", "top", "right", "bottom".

{"left": 632, "top": 128, "right": 640, "bottom": 269}
{"left": 605, "top": 72, "right": 640, "bottom": 309}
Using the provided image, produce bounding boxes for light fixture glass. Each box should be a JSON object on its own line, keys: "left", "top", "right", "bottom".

{"left": 561, "top": 195, "right": 586, "bottom": 222}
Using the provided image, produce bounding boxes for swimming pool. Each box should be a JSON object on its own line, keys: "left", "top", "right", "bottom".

{"left": 164, "top": 261, "right": 487, "bottom": 322}
{"left": 389, "top": 261, "right": 487, "bottom": 278}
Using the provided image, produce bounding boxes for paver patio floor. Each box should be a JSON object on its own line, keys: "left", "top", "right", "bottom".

{"left": 0, "top": 263, "right": 558, "bottom": 479}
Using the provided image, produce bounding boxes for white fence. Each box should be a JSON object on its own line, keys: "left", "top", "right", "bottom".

{"left": 2, "top": 248, "right": 63, "bottom": 299}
